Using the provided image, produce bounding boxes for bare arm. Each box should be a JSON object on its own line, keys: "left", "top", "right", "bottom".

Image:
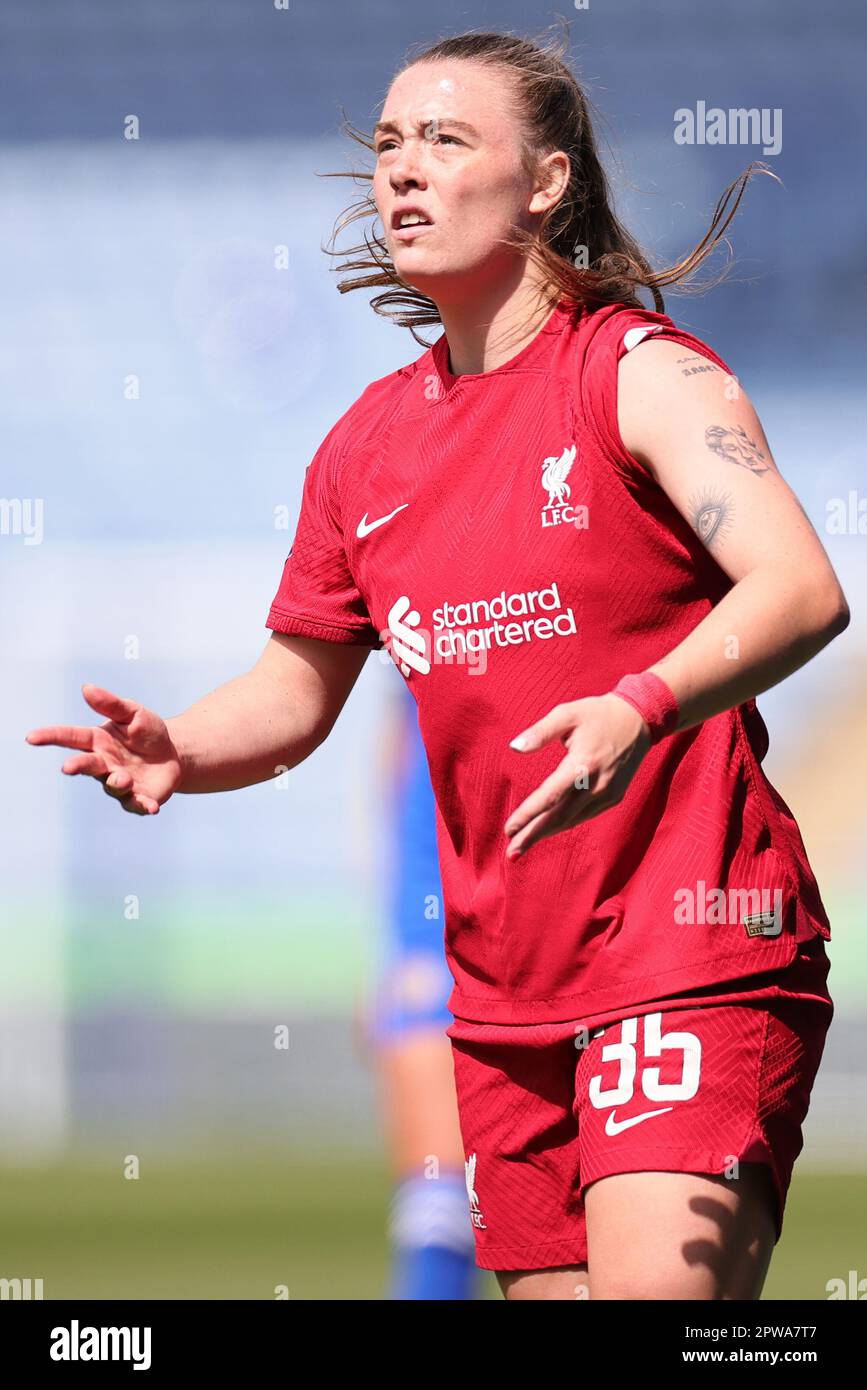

{"left": 617, "top": 340, "right": 850, "bottom": 729}
{"left": 25, "top": 631, "right": 371, "bottom": 814}
{"left": 169, "top": 631, "right": 371, "bottom": 793}
{"left": 503, "top": 341, "right": 850, "bottom": 858}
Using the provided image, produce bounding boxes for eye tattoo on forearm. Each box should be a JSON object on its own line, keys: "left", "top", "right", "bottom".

{"left": 689, "top": 488, "right": 734, "bottom": 549}
{"left": 705, "top": 424, "right": 771, "bottom": 475}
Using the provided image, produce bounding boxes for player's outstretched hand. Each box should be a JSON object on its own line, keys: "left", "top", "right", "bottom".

{"left": 25, "top": 684, "right": 183, "bottom": 816}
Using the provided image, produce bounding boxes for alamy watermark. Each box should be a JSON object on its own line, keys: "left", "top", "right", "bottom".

{"left": 0, "top": 498, "right": 43, "bottom": 545}
{"left": 674, "top": 102, "right": 782, "bottom": 156}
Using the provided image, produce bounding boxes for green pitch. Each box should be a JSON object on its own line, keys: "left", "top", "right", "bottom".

{"left": 0, "top": 1152, "right": 862, "bottom": 1300}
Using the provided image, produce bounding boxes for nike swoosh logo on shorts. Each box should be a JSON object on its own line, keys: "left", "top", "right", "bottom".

{"left": 604, "top": 1106, "right": 674, "bottom": 1136}
{"left": 356, "top": 504, "right": 409, "bottom": 538}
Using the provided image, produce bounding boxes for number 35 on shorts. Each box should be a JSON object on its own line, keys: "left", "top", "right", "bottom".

{"left": 583, "top": 1013, "right": 702, "bottom": 1135}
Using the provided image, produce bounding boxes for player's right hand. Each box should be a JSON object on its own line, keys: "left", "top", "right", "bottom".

{"left": 25, "top": 684, "right": 183, "bottom": 816}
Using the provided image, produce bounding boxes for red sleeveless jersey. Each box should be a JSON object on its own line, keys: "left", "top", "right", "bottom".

{"left": 265, "top": 298, "right": 830, "bottom": 1025}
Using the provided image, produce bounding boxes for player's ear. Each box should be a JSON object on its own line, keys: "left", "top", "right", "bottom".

{"left": 528, "top": 149, "right": 570, "bottom": 216}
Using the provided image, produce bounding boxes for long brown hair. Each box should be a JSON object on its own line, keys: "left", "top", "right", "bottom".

{"left": 321, "top": 27, "right": 775, "bottom": 344}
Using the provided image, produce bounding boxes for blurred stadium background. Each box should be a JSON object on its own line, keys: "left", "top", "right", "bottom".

{"left": 1, "top": 0, "right": 864, "bottom": 1298}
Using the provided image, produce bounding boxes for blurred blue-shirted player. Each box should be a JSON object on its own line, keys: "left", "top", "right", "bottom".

{"left": 365, "top": 682, "right": 479, "bottom": 1301}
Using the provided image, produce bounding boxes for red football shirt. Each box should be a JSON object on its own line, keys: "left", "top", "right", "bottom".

{"left": 266, "top": 298, "right": 831, "bottom": 1025}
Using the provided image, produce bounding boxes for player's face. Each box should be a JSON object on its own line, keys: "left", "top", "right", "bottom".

{"left": 373, "top": 61, "right": 539, "bottom": 299}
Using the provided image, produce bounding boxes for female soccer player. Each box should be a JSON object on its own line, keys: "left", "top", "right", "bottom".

{"left": 364, "top": 683, "right": 479, "bottom": 1300}
{"left": 27, "top": 32, "right": 849, "bottom": 1299}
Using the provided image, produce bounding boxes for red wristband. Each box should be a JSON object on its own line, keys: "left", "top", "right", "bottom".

{"left": 610, "top": 671, "right": 679, "bottom": 744}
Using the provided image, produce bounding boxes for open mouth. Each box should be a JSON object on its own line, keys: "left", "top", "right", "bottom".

{"left": 392, "top": 209, "right": 434, "bottom": 239}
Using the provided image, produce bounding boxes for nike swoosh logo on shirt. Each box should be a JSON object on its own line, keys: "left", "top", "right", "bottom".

{"left": 604, "top": 1106, "right": 674, "bottom": 1136}
{"left": 356, "top": 504, "right": 409, "bottom": 538}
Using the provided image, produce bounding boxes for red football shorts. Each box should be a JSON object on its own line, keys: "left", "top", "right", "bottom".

{"left": 447, "top": 938, "right": 832, "bottom": 1272}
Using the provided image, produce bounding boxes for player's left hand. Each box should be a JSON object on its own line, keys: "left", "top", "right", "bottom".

{"left": 504, "top": 695, "right": 652, "bottom": 859}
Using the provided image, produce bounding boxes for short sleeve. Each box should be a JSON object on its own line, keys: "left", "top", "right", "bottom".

{"left": 265, "top": 430, "right": 382, "bottom": 647}
{"left": 580, "top": 306, "right": 735, "bottom": 482}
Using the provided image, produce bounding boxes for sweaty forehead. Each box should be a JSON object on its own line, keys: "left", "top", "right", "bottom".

{"left": 381, "top": 61, "right": 512, "bottom": 131}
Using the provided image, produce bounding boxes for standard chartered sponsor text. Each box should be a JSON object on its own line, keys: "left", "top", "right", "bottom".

{"left": 432, "top": 580, "right": 576, "bottom": 658}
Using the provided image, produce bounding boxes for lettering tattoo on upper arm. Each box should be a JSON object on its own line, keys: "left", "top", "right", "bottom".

{"left": 689, "top": 487, "right": 734, "bottom": 551}
{"left": 676, "top": 355, "right": 722, "bottom": 378}
{"left": 705, "top": 424, "right": 772, "bottom": 476}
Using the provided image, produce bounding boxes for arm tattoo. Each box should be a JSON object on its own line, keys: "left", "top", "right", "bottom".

{"left": 705, "top": 424, "right": 771, "bottom": 475}
{"left": 677, "top": 354, "right": 721, "bottom": 378}
{"left": 689, "top": 487, "right": 734, "bottom": 550}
